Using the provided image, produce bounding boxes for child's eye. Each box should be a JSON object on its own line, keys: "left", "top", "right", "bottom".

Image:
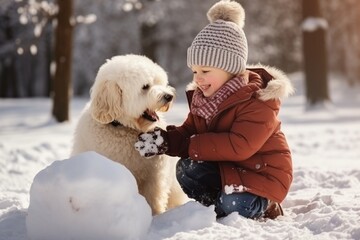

{"left": 192, "top": 70, "right": 209, "bottom": 74}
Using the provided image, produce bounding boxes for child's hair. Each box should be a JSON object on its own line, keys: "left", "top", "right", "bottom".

{"left": 187, "top": 0, "right": 248, "bottom": 75}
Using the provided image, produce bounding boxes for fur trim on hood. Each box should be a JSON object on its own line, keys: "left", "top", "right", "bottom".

{"left": 186, "top": 64, "right": 294, "bottom": 101}
{"left": 249, "top": 64, "right": 295, "bottom": 101}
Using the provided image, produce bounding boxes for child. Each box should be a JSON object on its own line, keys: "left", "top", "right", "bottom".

{"left": 135, "top": 0, "right": 294, "bottom": 219}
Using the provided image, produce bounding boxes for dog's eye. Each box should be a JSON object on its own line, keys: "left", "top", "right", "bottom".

{"left": 142, "top": 84, "right": 150, "bottom": 90}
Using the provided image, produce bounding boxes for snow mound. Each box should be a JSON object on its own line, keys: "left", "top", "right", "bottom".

{"left": 26, "top": 151, "right": 152, "bottom": 240}
{"left": 148, "top": 201, "right": 216, "bottom": 239}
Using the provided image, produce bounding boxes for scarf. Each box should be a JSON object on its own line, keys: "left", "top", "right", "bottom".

{"left": 191, "top": 76, "right": 248, "bottom": 125}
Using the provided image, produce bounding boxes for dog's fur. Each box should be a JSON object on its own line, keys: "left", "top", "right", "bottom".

{"left": 71, "top": 54, "right": 186, "bottom": 215}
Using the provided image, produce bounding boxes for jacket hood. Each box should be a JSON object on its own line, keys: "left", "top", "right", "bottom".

{"left": 248, "top": 64, "right": 295, "bottom": 101}
{"left": 186, "top": 64, "right": 295, "bottom": 101}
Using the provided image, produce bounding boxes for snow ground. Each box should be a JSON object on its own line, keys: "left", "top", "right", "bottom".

{"left": 0, "top": 72, "right": 360, "bottom": 240}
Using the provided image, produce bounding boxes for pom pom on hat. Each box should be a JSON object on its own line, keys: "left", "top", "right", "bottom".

{"left": 207, "top": 0, "right": 245, "bottom": 28}
{"left": 187, "top": 0, "right": 248, "bottom": 75}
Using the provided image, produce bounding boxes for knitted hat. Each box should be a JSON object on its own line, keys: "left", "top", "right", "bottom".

{"left": 187, "top": 0, "right": 248, "bottom": 75}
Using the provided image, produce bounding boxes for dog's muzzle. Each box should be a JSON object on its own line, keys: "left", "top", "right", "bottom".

{"left": 158, "top": 93, "right": 174, "bottom": 112}
{"left": 163, "top": 94, "right": 173, "bottom": 103}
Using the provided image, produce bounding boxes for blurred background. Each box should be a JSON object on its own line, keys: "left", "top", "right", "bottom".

{"left": 0, "top": 0, "right": 359, "bottom": 121}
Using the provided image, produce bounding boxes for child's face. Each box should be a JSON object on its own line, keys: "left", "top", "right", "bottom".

{"left": 191, "top": 65, "right": 234, "bottom": 97}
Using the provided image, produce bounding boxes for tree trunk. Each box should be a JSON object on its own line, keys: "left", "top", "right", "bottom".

{"left": 139, "top": 0, "right": 159, "bottom": 62}
{"left": 0, "top": 14, "right": 18, "bottom": 98}
{"left": 52, "top": 0, "right": 73, "bottom": 122}
{"left": 344, "top": 4, "right": 360, "bottom": 86}
{"left": 302, "top": 0, "right": 329, "bottom": 106}
{"left": 140, "top": 23, "right": 158, "bottom": 62}
{"left": 0, "top": 59, "right": 18, "bottom": 98}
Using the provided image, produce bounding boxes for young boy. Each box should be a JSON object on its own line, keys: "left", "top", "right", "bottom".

{"left": 135, "top": 0, "right": 294, "bottom": 219}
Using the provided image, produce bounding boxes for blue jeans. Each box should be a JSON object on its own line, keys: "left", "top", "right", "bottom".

{"left": 176, "top": 158, "right": 268, "bottom": 219}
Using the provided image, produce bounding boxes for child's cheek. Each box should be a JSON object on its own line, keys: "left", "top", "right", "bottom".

{"left": 207, "top": 75, "right": 217, "bottom": 83}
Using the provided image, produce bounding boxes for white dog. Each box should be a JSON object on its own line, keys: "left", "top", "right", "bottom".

{"left": 71, "top": 54, "right": 186, "bottom": 215}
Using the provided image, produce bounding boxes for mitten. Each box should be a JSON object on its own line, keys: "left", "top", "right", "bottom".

{"left": 134, "top": 128, "right": 168, "bottom": 158}
{"left": 165, "top": 125, "right": 190, "bottom": 158}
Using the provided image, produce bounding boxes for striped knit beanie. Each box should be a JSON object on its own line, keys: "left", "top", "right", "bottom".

{"left": 187, "top": 0, "right": 248, "bottom": 75}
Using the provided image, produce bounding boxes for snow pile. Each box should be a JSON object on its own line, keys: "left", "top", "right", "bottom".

{"left": 148, "top": 201, "right": 216, "bottom": 239}
{"left": 26, "top": 151, "right": 152, "bottom": 240}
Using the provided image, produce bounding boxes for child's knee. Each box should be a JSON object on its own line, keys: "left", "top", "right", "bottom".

{"left": 176, "top": 158, "right": 194, "bottom": 187}
{"left": 176, "top": 158, "right": 198, "bottom": 179}
{"left": 176, "top": 158, "right": 188, "bottom": 182}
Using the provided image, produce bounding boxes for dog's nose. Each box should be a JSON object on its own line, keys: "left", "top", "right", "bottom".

{"left": 163, "top": 94, "right": 173, "bottom": 102}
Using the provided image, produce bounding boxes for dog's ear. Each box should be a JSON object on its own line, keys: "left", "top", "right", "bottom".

{"left": 90, "top": 80, "right": 123, "bottom": 124}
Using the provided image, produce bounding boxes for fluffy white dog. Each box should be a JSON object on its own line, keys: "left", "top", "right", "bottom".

{"left": 71, "top": 54, "right": 186, "bottom": 215}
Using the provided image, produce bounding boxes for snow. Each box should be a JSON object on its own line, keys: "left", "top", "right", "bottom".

{"left": 1, "top": 72, "right": 360, "bottom": 240}
{"left": 224, "top": 184, "right": 246, "bottom": 195}
{"left": 26, "top": 151, "right": 152, "bottom": 240}
{"left": 302, "top": 17, "right": 328, "bottom": 32}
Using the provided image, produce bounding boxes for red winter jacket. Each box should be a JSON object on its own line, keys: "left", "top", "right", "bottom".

{"left": 170, "top": 66, "right": 294, "bottom": 203}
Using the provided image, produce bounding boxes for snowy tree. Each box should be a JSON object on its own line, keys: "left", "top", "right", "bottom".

{"left": 0, "top": 0, "right": 56, "bottom": 97}
{"left": 51, "top": 0, "right": 96, "bottom": 121}
{"left": 323, "top": 0, "right": 360, "bottom": 85}
{"left": 52, "top": 0, "right": 74, "bottom": 122}
{"left": 239, "top": 0, "right": 302, "bottom": 73}
{"left": 5, "top": 0, "right": 359, "bottom": 102}
{"left": 302, "top": 0, "right": 329, "bottom": 107}
{"left": 0, "top": 1, "right": 18, "bottom": 97}
{"left": 138, "top": 0, "right": 161, "bottom": 61}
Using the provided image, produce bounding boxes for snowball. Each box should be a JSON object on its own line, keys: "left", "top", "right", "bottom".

{"left": 26, "top": 151, "right": 152, "bottom": 240}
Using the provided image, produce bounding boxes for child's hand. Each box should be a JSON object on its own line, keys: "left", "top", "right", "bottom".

{"left": 134, "top": 128, "right": 168, "bottom": 158}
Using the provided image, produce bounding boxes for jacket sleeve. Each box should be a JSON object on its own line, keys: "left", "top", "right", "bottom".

{"left": 164, "top": 111, "right": 197, "bottom": 157}
{"left": 188, "top": 100, "right": 279, "bottom": 161}
{"left": 172, "top": 111, "right": 197, "bottom": 138}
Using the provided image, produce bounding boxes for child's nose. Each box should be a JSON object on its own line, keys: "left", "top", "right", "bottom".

{"left": 195, "top": 74, "right": 204, "bottom": 82}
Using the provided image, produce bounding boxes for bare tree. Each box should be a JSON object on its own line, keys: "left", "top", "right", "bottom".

{"left": 0, "top": 0, "right": 56, "bottom": 98}
{"left": 302, "top": 0, "right": 329, "bottom": 106}
{"left": 52, "top": 0, "right": 74, "bottom": 122}
{"left": 140, "top": 20, "right": 158, "bottom": 61}
{"left": 0, "top": 13, "right": 18, "bottom": 97}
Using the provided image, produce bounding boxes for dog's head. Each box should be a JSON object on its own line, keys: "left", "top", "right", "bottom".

{"left": 89, "top": 54, "right": 175, "bottom": 132}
